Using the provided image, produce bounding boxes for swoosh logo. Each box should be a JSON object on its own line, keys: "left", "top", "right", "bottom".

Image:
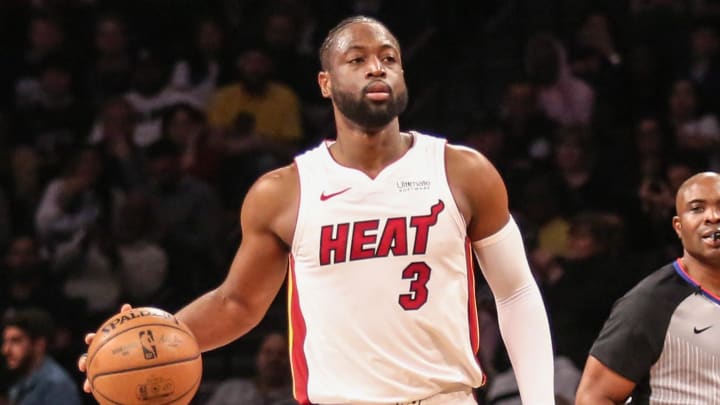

{"left": 694, "top": 325, "right": 713, "bottom": 334}
{"left": 320, "top": 187, "right": 351, "bottom": 201}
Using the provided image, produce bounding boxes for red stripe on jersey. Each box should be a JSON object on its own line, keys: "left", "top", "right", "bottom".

{"left": 465, "top": 238, "right": 480, "bottom": 353}
{"left": 465, "top": 238, "right": 486, "bottom": 385}
{"left": 288, "top": 255, "right": 310, "bottom": 404}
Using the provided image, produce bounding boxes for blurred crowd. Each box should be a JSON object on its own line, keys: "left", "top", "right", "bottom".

{"left": 1, "top": 0, "right": 719, "bottom": 404}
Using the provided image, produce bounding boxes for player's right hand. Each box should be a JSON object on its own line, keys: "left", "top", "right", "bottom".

{"left": 78, "top": 303, "right": 133, "bottom": 393}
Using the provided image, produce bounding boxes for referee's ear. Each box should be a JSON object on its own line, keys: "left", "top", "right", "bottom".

{"left": 318, "top": 71, "right": 332, "bottom": 99}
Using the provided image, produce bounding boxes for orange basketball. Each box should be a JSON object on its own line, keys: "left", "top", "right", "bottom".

{"left": 86, "top": 307, "right": 203, "bottom": 405}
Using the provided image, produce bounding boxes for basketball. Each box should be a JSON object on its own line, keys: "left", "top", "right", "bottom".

{"left": 86, "top": 307, "right": 203, "bottom": 405}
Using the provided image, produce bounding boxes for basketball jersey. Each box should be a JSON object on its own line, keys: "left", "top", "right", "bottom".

{"left": 290, "top": 132, "right": 484, "bottom": 404}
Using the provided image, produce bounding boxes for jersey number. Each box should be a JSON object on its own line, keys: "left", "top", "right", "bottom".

{"left": 398, "top": 262, "right": 432, "bottom": 310}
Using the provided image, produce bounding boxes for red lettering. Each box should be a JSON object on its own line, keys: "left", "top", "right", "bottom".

{"left": 409, "top": 200, "right": 445, "bottom": 254}
{"left": 319, "top": 223, "right": 350, "bottom": 265}
{"left": 376, "top": 217, "right": 408, "bottom": 257}
{"left": 350, "top": 220, "right": 379, "bottom": 260}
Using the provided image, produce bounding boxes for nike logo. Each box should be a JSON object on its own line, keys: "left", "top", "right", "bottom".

{"left": 694, "top": 325, "right": 713, "bottom": 334}
{"left": 320, "top": 187, "right": 351, "bottom": 201}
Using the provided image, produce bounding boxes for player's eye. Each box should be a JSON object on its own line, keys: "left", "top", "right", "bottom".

{"left": 382, "top": 55, "right": 397, "bottom": 63}
{"left": 349, "top": 57, "right": 364, "bottom": 64}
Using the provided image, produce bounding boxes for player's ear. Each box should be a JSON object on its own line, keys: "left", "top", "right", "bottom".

{"left": 318, "top": 71, "right": 332, "bottom": 99}
{"left": 672, "top": 216, "right": 682, "bottom": 238}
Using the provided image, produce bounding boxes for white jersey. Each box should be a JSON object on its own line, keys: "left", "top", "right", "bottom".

{"left": 290, "top": 132, "right": 485, "bottom": 404}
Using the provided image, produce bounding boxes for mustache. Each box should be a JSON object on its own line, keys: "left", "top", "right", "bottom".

{"left": 362, "top": 80, "right": 392, "bottom": 95}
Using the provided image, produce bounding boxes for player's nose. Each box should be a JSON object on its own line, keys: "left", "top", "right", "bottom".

{"left": 366, "top": 56, "right": 386, "bottom": 78}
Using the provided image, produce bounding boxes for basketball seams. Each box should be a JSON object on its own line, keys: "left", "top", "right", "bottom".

{"left": 90, "top": 354, "right": 201, "bottom": 382}
{"left": 87, "top": 323, "right": 195, "bottom": 372}
{"left": 93, "top": 369, "right": 202, "bottom": 405}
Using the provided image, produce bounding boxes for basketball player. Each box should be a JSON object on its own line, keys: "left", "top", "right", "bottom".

{"left": 81, "top": 16, "right": 554, "bottom": 404}
{"left": 576, "top": 171, "right": 720, "bottom": 404}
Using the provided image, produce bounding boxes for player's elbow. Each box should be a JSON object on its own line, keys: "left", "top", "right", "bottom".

{"left": 574, "top": 387, "right": 616, "bottom": 405}
{"left": 214, "top": 287, "right": 265, "bottom": 331}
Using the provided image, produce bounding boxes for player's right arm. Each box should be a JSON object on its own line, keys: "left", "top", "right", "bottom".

{"left": 575, "top": 355, "right": 635, "bottom": 405}
{"left": 175, "top": 165, "right": 298, "bottom": 352}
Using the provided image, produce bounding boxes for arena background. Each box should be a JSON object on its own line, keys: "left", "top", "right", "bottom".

{"left": 1, "top": 0, "right": 719, "bottom": 403}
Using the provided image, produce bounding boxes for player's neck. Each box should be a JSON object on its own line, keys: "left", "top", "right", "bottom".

{"left": 681, "top": 255, "right": 720, "bottom": 297}
{"left": 331, "top": 119, "right": 411, "bottom": 179}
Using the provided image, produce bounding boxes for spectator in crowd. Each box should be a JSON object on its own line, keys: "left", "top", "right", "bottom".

{"left": 34, "top": 146, "right": 123, "bottom": 318}
{"left": 143, "top": 138, "right": 224, "bottom": 303}
{"left": 524, "top": 33, "right": 595, "bottom": 127}
{"left": 206, "top": 331, "right": 296, "bottom": 405}
{"left": 84, "top": 13, "right": 134, "bottom": 109}
{"left": 1, "top": 308, "right": 81, "bottom": 405}
{"left": 14, "top": 14, "right": 69, "bottom": 108}
{"left": 207, "top": 46, "right": 303, "bottom": 148}
{"left": 160, "top": 103, "right": 223, "bottom": 186}
{"left": 664, "top": 78, "right": 720, "bottom": 170}
{"left": 170, "top": 16, "right": 232, "bottom": 106}
{"left": 112, "top": 192, "right": 168, "bottom": 306}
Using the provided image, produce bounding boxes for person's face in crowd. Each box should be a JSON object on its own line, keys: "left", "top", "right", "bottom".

{"left": 502, "top": 82, "right": 537, "bottom": 119}
{"left": 1, "top": 327, "right": 38, "bottom": 374}
{"left": 256, "top": 333, "right": 289, "bottom": 386}
{"left": 669, "top": 79, "right": 697, "bottom": 120}
{"left": 132, "top": 56, "right": 169, "bottom": 95}
{"left": 673, "top": 173, "right": 720, "bottom": 265}
{"left": 691, "top": 27, "right": 718, "bottom": 60}
{"left": 29, "top": 18, "right": 64, "bottom": 53}
{"left": 149, "top": 155, "right": 181, "bottom": 190}
{"left": 4, "top": 236, "right": 41, "bottom": 279}
{"left": 40, "top": 66, "right": 72, "bottom": 98}
{"left": 167, "top": 109, "right": 204, "bottom": 146}
{"left": 566, "top": 224, "right": 599, "bottom": 260}
{"left": 95, "top": 18, "right": 128, "bottom": 54}
{"left": 236, "top": 50, "right": 273, "bottom": 94}
{"left": 101, "top": 100, "right": 136, "bottom": 139}
{"left": 635, "top": 118, "right": 663, "bottom": 156}
{"left": 319, "top": 22, "right": 408, "bottom": 130}
{"left": 196, "top": 20, "right": 223, "bottom": 56}
{"left": 264, "top": 14, "right": 298, "bottom": 51}
{"left": 554, "top": 136, "right": 586, "bottom": 172}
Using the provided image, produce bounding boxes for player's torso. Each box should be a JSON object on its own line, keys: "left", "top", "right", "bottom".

{"left": 289, "top": 132, "right": 483, "bottom": 404}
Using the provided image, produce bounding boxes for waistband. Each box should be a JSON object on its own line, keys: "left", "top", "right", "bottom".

{"left": 323, "top": 389, "right": 476, "bottom": 405}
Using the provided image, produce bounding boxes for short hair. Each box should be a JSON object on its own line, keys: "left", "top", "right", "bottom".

{"left": 3, "top": 308, "right": 54, "bottom": 341}
{"left": 318, "top": 16, "right": 400, "bottom": 70}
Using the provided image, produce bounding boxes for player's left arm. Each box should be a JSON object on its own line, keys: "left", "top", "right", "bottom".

{"left": 446, "top": 145, "right": 555, "bottom": 404}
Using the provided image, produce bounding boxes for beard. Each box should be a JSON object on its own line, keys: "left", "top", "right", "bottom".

{"left": 332, "top": 82, "right": 408, "bottom": 129}
{"left": 6, "top": 350, "right": 35, "bottom": 376}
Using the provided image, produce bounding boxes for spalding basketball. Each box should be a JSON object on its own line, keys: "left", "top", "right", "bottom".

{"left": 86, "top": 307, "right": 202, "bottom": 405}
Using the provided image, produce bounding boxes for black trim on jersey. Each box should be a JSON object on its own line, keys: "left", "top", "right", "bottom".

{"left": 589, "top": 263, "right": 696, "bottom": 403}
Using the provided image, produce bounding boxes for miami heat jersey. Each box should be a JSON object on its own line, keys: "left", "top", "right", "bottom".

{"left": 289, "top": 132, "right": 484, "bottom": 404}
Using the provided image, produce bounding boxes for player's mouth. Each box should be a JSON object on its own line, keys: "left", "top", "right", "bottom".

{"left": 364, "top": 81, "right": 391, "bottom": 101}
{"left": 701, "top": 230, "right": 720, "bottom": 246}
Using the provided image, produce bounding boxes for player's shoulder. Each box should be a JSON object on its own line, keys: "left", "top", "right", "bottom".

{"left": 441, "top": 140, "right": 504, "bottom": 194}
{"left": 243, "top": 163, "right": 299, "bottom": 214}
{"left": 250, "top": 163, "right": 299, "bottom": 198}
{"left": 444, "top": 141, "right": 497, "bottom": 174}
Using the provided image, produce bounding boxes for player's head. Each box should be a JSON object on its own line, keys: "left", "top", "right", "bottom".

{"left": 1, "top": 308, "right": 53, "bottom": 374}
{"left": 673, "top": 171, "right": 720, "bottom": 265}
{"left": 318, "top": 16, "right": 408, "bottom": 131}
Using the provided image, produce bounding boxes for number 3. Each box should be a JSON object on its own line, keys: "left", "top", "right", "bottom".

{"left": 399, "top": 262, "right": 431, "bottom": 310}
